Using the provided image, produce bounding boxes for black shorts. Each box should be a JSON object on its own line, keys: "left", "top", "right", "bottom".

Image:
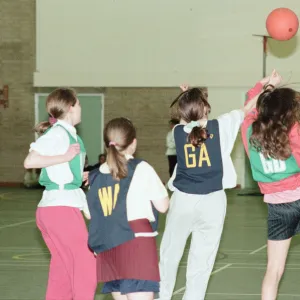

{"left": 268, "top": 200, "right": 300, "bottom": 240}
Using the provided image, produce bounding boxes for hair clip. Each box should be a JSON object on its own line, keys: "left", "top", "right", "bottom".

{"left": 49, "top": 117, "right": 57, "bottom": 125}
{"left": 183, "top": 121, "right": 200, "bottom": 133}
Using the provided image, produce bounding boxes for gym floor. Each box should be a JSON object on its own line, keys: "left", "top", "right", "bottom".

{"left": 1, "top": 187, "right": 300, "bottom": 300}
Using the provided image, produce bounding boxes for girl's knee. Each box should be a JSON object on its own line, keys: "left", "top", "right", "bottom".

{"left": 266, "top": 263, "right": 285, "bottom": 279}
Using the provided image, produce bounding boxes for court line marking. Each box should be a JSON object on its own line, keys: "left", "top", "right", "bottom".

{"left": 229, "top": 266, "right": 300, "bottom": 270}
{"left": 0, "top": 247, "right": 267, "bottom": 252}
{"left": 0, "top": 263, "right": 48, "bottom": 267}
{"left": 156, "top": 248, "right": 277, "bottom": 254}
{"left": 6, "top": 246, "right": 300, "bottom": 253}
{"left": 4, "top": 263, "right": 300, "bottom": 271}
{"left": 173, "top": 242, "right": 268, "bottom": 295}
{"left": 12, "top": 251, "right": 49, "bottom": 260}
{"left": 0, "top": 219, "right": 35, "bottom": 230}
{"left": 0, "top": 248, "right": 46, "bottom": 251}
{"left": 179, "top": 262, "right": 300, "bottom": 267}
{"left": 0, "top": 192, "right": 12, "bottom": 198}
{"left": 175, "top": 292, "right": 300, "bottom": 297}
{"left": 172, "top": 263, "right": 232, "bottom": 295}
{"left": 157, "top": 249, "right": 267, "bottom": 254}
{"left": 249, "top": 244, "right": 267, "bottom": 255}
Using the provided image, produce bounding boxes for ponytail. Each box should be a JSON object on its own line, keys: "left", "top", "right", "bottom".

{"left": 106, "top": 145, "right": 128, "bottom": 180}
{"left": 34, "top": 121, "right": 52, "bottom": 135}
{"left": 189, "top": 127, "right": 208, "bottom": 147}
{"left": 34, "top": 88, "right": 77, "bottom": 135}
{"left": 104, "top": 117, "right": 137, "bottom": 180}
{"left": 34, "top": 117, "right": 57, "bottom": 135}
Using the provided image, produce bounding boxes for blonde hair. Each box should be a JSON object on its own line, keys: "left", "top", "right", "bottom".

{"left": 35, "top": 88, "right": 77, "bottom": 134}
{"left": 104, "top": 118, "right": 136, "bottom": 180}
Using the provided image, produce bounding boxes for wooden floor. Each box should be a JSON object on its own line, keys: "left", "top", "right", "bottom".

{"left": 1, "top": 187, "right": 300, "bottom": 300}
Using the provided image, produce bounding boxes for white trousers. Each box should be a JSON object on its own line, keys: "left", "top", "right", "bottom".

{"left": 159, "top": 189, "right": 227, "bottom": 300}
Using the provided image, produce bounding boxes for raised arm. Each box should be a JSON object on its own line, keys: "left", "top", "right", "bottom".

{"left": 241, "top": 70, "right": 282, "bottom": 155}
{"left": 243, "top": 70, "right": 282, "bottom": 115}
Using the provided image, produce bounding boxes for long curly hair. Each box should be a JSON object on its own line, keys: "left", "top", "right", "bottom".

{"left": 250, "top": 87, "right": 300, "bottom": 160}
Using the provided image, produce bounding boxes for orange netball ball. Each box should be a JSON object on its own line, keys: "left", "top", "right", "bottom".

{"left": 266, "top": 8, "right": 299, "bottom": 41}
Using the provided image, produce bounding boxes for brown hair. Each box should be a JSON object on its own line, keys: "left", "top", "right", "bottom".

{"left": 250, "top": 87, "right": 300, "bottom": 160}
{"left": 171, "top": 88, "right": 211, "bottom": 147}
{"left": 104, "top": 118, "right": 136, "bottom": 180}
{"left": 35, "top": 88, "right": 77, "bottom": 134}
{"left": 169, "top": 119, "right": 179, "bottom": 125}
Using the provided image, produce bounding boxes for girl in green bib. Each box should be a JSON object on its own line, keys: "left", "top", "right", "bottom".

{"left": 24, "top": 88, "right": 96, "bottom": 300}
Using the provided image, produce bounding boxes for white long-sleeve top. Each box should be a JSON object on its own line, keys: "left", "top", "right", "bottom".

{"left": 165, "top": 130, "right": 176, "bottom": 156}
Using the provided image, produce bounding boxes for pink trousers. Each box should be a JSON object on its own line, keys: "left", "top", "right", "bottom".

{"left": 36, "top": 207, "right": 97, "bottom": 300}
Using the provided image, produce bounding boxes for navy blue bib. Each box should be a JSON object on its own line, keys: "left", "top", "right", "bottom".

{"left": 87, "top": 158, "right": 158, "bottom": 254}
{"left": 173, "top": 120, "right": 223, "bottom": 194}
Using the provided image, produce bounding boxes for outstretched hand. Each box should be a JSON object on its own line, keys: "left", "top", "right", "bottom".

{"left": 260, "top": 69, "right": 282, "bottom": 87}
{"left": 64, "top": 144, "right": 80, "bottom": 161}
{"left": 268, "top": 69, "right": 282, "bottom": 87}
{"left": 179, "top": 84, "right": 189, "bottom": 92}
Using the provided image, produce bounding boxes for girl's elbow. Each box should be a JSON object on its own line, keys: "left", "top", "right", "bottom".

{"left": 24, "top": 151, "right": 39, "bottom": 169}
{"left": 24, "top": 156, "right": 34, "bottom": 169}
{"left": 24, "top": 159, "right": 30, "bottom": 169}
{"left": 160, "top": 206, "right": 169, "bottom": 214}
{"left": 159, "top": 198, "right": 170, "bottom": 213}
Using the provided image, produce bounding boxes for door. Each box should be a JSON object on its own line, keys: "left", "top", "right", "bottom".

{"left": 35, "top": 93, "right": 104, "bottom": 165}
